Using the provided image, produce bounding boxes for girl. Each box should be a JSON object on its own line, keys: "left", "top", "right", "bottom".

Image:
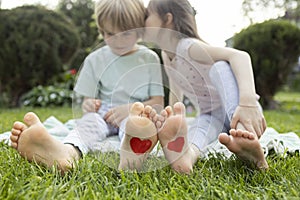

{"left": 144, "top": 0, "right": 268, "bottom": 173}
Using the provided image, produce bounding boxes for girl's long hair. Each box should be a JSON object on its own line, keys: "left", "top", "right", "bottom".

{"left": 148, "top": 0, "right": 205, "bottom": 41}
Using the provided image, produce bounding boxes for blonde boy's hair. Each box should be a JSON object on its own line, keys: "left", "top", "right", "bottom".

{"left": 95, "top": 0, "right": 146, "bottom": 33}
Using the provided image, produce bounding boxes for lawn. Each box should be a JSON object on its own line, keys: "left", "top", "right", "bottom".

{"left": 0, "top": 92, "right": 299, "bottom": 199}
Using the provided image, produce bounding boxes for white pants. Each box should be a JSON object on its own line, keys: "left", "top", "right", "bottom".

{"left": 188, "top": 61, "right": 262, "bottom": 152}
{"left": 63, "top": 104, "right": 127, "bottom": 154}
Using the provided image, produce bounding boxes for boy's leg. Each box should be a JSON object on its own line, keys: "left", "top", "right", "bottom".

{"left": 118, "top": 102, "right": 158, "bottom": 171}
{"left": 10, "top": 112, "right": 80, "bottom": 174}
{"left": 209, "top": 61, "right": 268, "bottom": 169}
{"left": 63, "top": 112, "right": 110, "bottom": 154}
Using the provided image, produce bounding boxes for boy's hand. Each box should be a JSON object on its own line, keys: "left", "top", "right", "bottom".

{"left": 104, "top": 104, "right": 132, "bottom": 128}
{"left": 82, "top": 98, "right": 101, "bottom": 113}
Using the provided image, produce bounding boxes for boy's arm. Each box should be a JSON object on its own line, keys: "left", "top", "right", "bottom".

{"left": 141, "top": 95, "right": 164, "bottom": 112}
{"left": 104, "top": 95, "right": 164, "bottom": 128}
{"left": 82, "top": 97, "right": 101, "bottom": 113}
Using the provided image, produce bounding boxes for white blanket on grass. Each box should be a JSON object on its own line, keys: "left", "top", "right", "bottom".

{"left": 1, "top": 116, "right": 299, "bottom": 158}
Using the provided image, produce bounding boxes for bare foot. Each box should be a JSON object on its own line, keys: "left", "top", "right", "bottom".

{"left": 229, "top": 128, "right": 255, "bottom": 139}
{"left": 158, "top": 102, "right": 199, "bottom": 174}
{"left": 118, "top": 102, "right": 158, "bottom": 171}
{"left": 10, "top": 112, "right": 80, "bottom": 173}
{"left": 218, "top": 129, "right": 269, "bottom": 169}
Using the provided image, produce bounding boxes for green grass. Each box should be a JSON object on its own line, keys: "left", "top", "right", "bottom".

{"left": 265, "top": 91, "right": 300, "bottom": 134}
{"left": 0, "top": 92, "right": 300, "bottom": 199}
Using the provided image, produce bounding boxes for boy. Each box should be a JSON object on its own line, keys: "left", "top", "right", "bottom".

{"left": 10, "top": 0, "right": 164, "bottom": 173}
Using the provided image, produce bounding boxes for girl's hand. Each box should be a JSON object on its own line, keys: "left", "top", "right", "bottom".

{"left": 82, "top": 98, "right": 101, "bottom": 113}
{"left": 104, "top": 104, "right": 132, "bottom": 128}
{"left": 230, "top": 105, "right": 267, "bottom": 138}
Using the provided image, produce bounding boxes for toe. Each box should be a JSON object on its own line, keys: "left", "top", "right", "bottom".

{"left": 160, "top": 110, "right": 168, "bottom": 118}
{"left": 248, "top": 132, "right": 255, "bottom": 139}
{"left": 12, "top": 121, "right": 27, "bottom": 133}
{"left": 10, "top": 134, "right": 19, "bottom": 143}
{"left": 164, "top": 106, "right": 173, "bottom": 116}
{"left": 157, "top": 114, "right": 165, "bottom": 122}
{"left": 241, "top": 130, "right": 250, "bottom": 138}
{"left": 144, "top": 105, "right": 152, "bottom": 114}
{"left": 152, "top": 115, "right": 158, "bottom": 122}
{"left": 173, "top": 102, "right": 186, "bottom": 115}
{"left": 10, "top": 141, "right": 17, "bottom": 149}
{"left": 218, "top": 133, "right": 231, "bottom": 145}
{"left": 236, "top": 130, "right": 243, "bottom": 137}
{"left": 156, "top": 121, "right": 162, "bottom": 129}
{"left": 130, "top": 102, "right": 144, "bottom": 116}
{"left": 245, "top": 131, "right": 255, "bottom": 139}
{"left": 229, "top": 129, "right": 238, "bottom": 137}
{"left": 144, "top": 105, "right": 156, "bottom": 119}
{"left": 24, "top": 112, "right": 42, "bottom": 126}
{"left": 149, "top": 109, "right": 157, "bottom": 119}
{"left": 11, "top": 128, "right": 21, "bottom": 136}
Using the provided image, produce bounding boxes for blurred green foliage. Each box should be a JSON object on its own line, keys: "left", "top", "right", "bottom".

{"left": 233, "top": 20, "right": 300, "bottom": 109}
{"left": 0, "top": 6, "right": 80, "bottom": 107}
{"left": 56, "top": 0, "right": 99, "bottom": 70}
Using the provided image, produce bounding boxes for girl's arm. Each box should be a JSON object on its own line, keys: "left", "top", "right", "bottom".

{"left": 168, "top": 79, "right": 183, "bottom": 106}
{"left": 161, "top": 51, "right": 183, "bottom": 106}
{"left": 189, "top": 41, "right": 257, "bottom": 106}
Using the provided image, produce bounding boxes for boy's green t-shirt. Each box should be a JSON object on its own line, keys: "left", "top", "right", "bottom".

{"left": 74, "top": 45, "right": 164, "bottom": 106}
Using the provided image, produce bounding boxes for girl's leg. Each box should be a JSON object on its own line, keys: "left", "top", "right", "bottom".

{"left": 209, "top": 61, "right": 239, "bottom": 129}
{"left": 209, "top": 61, "right": 263, "bottom": 128}
{"left": 188, "top": 112, "right": 225, "bottom": 154}
{"left": 187, "top": 61, "right": 236, "bottom": 153}
{"left": 209, "top": 61, "right": 268, "bottom": 169}
{"left": 187, "top": 61, "right": 235, "bottom": 154}
{"left": 158, "top": 102, "right": 197, "bottom": 174}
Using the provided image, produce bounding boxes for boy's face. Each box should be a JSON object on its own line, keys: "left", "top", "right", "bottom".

{"left": 102, "top": 23, "right": 139, "bottom": 56}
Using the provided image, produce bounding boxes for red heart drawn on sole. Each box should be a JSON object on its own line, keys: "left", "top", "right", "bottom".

{"left": 167, "top": 137, "right": 184, "bottom": 153}
{"left": 130, "top": 137, "right": 152, "bottom": 154}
